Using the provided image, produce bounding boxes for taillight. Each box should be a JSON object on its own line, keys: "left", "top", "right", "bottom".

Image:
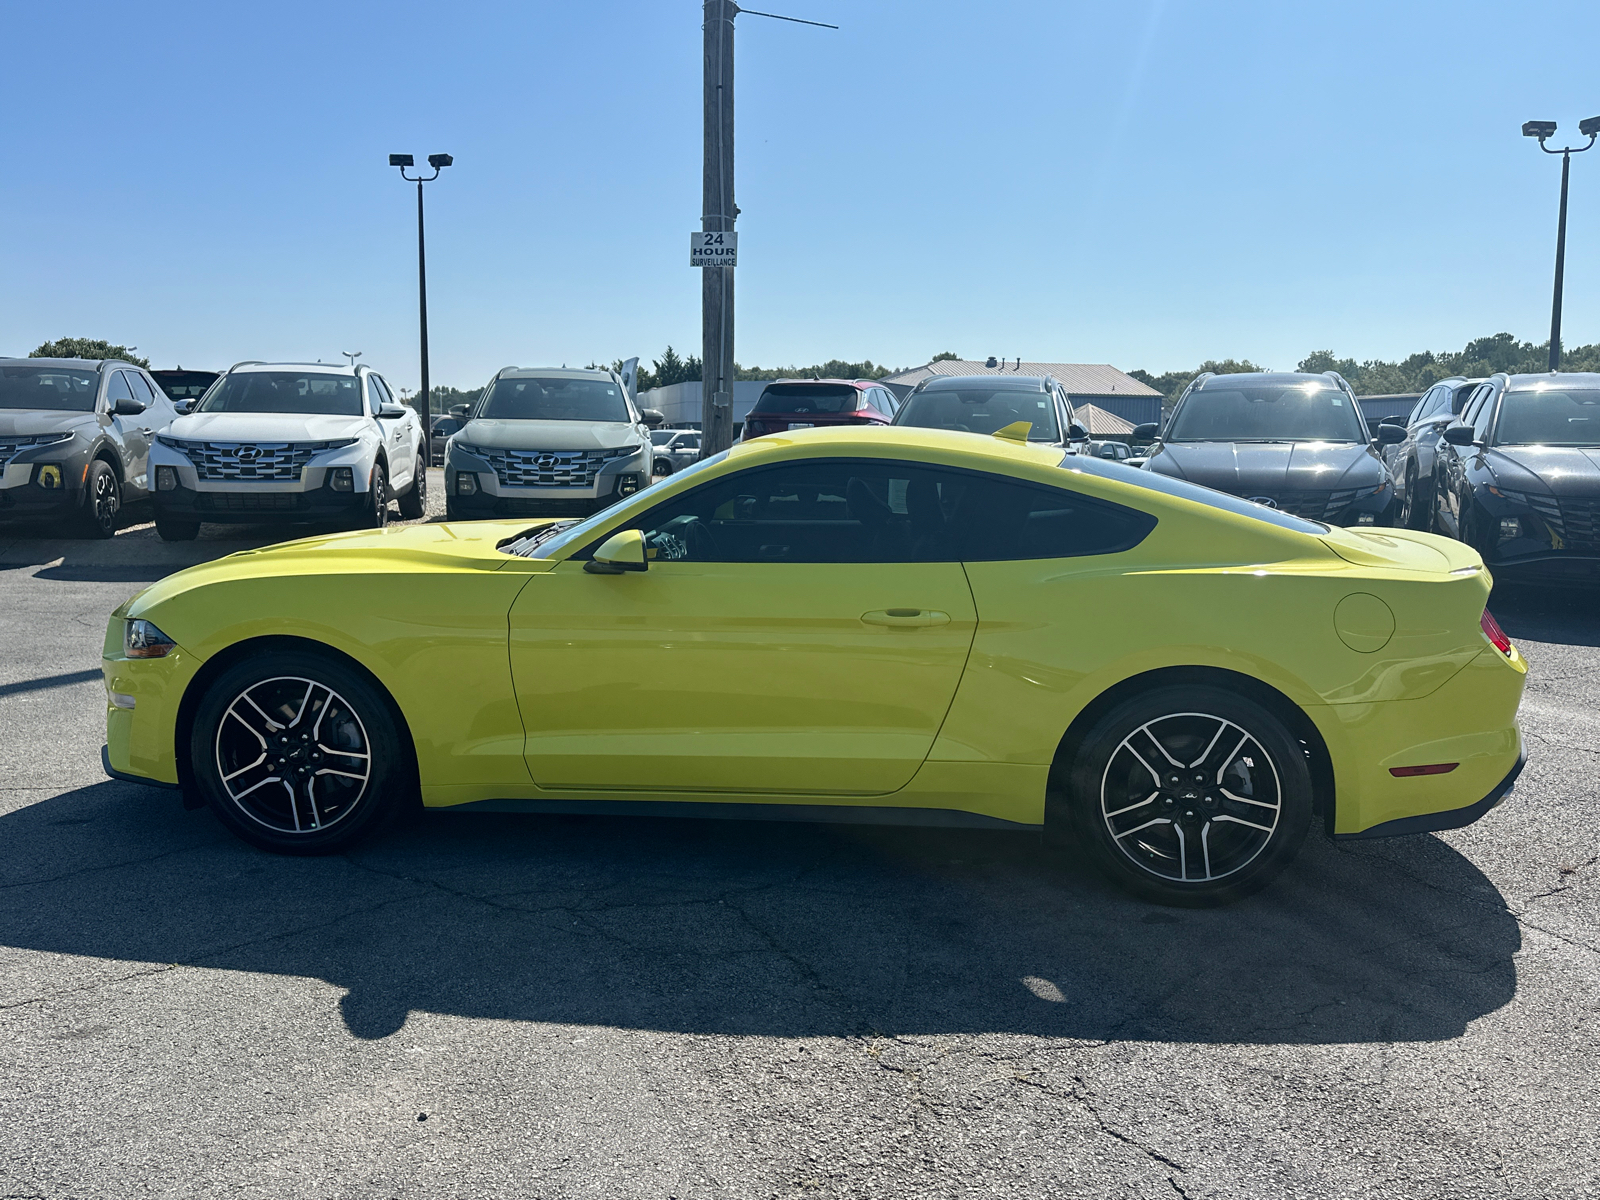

{"left": 1481, "top": 609, "right": 1512, "bottom": 655}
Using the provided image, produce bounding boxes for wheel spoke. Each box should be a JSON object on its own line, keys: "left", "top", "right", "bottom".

{"left": 1187, "top": 717, "right": 1230, "bottom": 768}
{"left": 1175, "top": 822, "right": 1188, "bottom": 880}
{"left": 289, "top": 681, "right": 316, "bottom": 729}
{"left": 1114, "top": 816, "right": 1173, "bottom": 841}
{"left": 1201, "top": 821, "right": 1214, "bottom": 881}
{"left": 1213, "top": 813, "right": 1274, "bottom": 834}
{"left": 1136, "top": 722, "right": 1186, "bottom": 769}
{"left": 1104, "top": 792, "right": 1157, "bottom": 819}
{"left": 1219, "top": 786, "right": 1278, "bottom": 810}
{"left": 1212, "top": 732, "right": 1251, "bottom": 784}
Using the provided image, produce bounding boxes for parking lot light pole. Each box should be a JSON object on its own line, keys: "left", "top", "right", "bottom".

{"left": 389, "top": 152, "right": 453, "bottom": 463}
{"left": 1523, "top": 118, "right": 1599, "bottom": 371}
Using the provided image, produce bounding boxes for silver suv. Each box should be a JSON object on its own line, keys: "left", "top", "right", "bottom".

{"left": 444, "top": 367, "right": 663, "bottom": 520}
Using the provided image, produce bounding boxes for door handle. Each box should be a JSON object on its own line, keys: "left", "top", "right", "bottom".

{"left": 861, "top": 608, "right": 951, "bottom": 628}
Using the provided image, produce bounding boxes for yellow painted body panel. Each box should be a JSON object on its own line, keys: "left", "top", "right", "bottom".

{"left": 103, "top": 426, "right": 1526, "bottom": 835}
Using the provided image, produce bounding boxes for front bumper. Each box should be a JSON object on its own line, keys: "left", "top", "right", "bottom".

{"left": 152, "top": 479, "right": 370, "bottom": 524}
{"left": 102, "top": 616, "right": 201, "bottom": 787}
{"left": 0, "top": 476, "right": 86, "bottom": 515}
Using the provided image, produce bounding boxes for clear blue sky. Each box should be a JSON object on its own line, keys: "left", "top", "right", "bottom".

{"left": 2, "top": 0, "right": 1595, "bottom": 391}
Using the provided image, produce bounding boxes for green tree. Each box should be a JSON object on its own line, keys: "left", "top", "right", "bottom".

{"left": 636, "top": 346, "right": 702, "bottom": 391}
{"left": 428, "top": 386, "right": 481, "bottom": 416}
{"left": 930, "top": 351, "right": 960, "bottom": 362}
{"left": 1129, "top": 358, "right": 1266, "bottom": 410}
{"left": 30, "top": 337, "right": 149, "bottom": 368}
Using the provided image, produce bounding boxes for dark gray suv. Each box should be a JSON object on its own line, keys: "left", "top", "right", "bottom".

{"left": 0, "top": 357, "right": 177, "bottom": 536}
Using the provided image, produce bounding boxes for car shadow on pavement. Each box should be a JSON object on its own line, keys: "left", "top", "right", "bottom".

{"left": 1491, "top": 583, "right": 1600, "bottom": 648}
{"left": 1, "top": 782, "right": 1518, "bottom": 1045}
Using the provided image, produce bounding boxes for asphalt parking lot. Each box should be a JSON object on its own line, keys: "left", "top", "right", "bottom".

{"left": 1, "top": 485, "right": 1596, "bottom": 1199}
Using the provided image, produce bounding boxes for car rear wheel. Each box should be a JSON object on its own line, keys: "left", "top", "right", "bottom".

{"left": 155, "top": 515, "right": 201, "bottom": 542}
{"left": 77, "top": 460, "right": 121, "bottom": 539}
{"left": 1067, "top": 685, "right": 1312, "bottom": 906}
{"left": 190, "top": 650, "right": 411, "bottom": 854}
{"left": 397, "top": 462, "right": 427, "bottom": 520}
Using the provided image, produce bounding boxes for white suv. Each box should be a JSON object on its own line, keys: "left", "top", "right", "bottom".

{"left": 149, "top": 361, "right": 425, "bottom": 541}
{"left": 443, "top": 366, "right": 662, "bottom": 520}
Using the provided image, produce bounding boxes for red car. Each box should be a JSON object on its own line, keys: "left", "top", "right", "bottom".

{"left": 741, "top": 379, "right": 899, "bottom": 441}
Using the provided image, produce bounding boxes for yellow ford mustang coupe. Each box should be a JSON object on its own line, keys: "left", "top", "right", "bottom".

{"left": 102, "top": 426, "right": 1526, "bottom": 904}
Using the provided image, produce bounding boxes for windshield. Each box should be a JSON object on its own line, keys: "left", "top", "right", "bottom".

{"left": 0, "top": 365, "right": 99, "bottom": 411}
{"left": 196, "top": 371, "right": 362, "bottom": 416}
{"left": 503, "top": 450, "right": 732, "bottom": 558}
{"left": 1495, "top": 387, "right": 1600, "bottom": 447}
{"left": 1061, "top": 452, "right": 1328, "bottom": 533}
{"left": 1166, "top": 380, "right": 1365, "bottom": 443}
{"left": 753, "top": 384, "right": 861, "bottom": 415}
{"left": 479, "top": 376, "right": 631, "bottom": 422}
{"left": 894, "top": 387, "right": 1061, "bottom": 442}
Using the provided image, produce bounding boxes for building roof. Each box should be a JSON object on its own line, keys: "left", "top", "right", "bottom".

{"left": 883, "top": 359, "right": 1161, "bottom": 398}
{"left": 1074, "top": 402, "right": 1134, "bottom": 436}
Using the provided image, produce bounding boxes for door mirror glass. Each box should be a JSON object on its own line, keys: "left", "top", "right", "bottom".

{"left": 584, "top": 528, "right": 648, "bottom": 574}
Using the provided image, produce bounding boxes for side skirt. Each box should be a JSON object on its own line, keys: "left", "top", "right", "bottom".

{"left": 445, "top": 797, "right": 1042, "bottom": 831}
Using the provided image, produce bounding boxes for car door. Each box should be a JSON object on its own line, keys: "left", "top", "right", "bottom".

{"left": 117, "top": 370, "right": 164, "bottom": 497}
{"left": 1438, "top": 385, "right": 1495, "bottom": 538}
{"left": 100, "top": 370, "right": 143, "bottom": 491}
{"left": 507, "top": 456, "right": 980, "bottom": 796}
{"left": 369, "top": 375, "right": 415, "bottom": 490}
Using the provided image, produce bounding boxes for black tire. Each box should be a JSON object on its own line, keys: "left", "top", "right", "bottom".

{"left": 350, "top": 463, "right": 389, "bottom": 530}
{"left": 155, "top": 515, "right": 201, "bottom": 542}
{"left": 445, "top": 498, "right": 461, "bottom": 522}
{"left": 397, "top": 462, "right": 427, "bottom": 520}
{"left": 189, "top": 649, "right": 412, "bottom": 854}
{"left": 1066, "top": 685, "right": 1312, "bottom": 906}
{"left": 77, "top": 459, "right": 122, "bottom": 539}
{"left": 654, "top": 458, "right": 672, "bottom": 477}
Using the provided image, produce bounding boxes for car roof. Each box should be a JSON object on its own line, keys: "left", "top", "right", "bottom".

{"left": 759, "top": 378, "right": 873, "bottom": 389}
{"left": 231, "top": 361, "right": 363, "bottom": 376}
{"left": 917, "top": 374, "right": 1049, "bottom": 392}
{"left": 1503, "top": 372, "right": 1600, "bottom": 389}
{"left": 496, "top": 366, "right": 616, "bottom": 381}
{"left": 0, "top": 357, "right": 125, "bottom": 370}
{"left": 1192, "top": 372, "right": 1339, "bottom": 389}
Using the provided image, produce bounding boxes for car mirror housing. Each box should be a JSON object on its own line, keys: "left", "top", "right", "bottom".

{"left": 584, "top": 528, "right": 648, "bottom": 574}
{"left": 640, "top": 408, "right": 665, "bottom": 428}
{"left": 113, "top": 397, "right": 146, "bottom": 417}
{"left": 377, "top": 402, "right": 409, "bottom": 419}
{"left": 1132, "top": 422, "right": 1161, "bottom": 441}
{"left": 1066, "top": 422, "right": 1089, "bottom": 443}
{"left": 1442, "top": 425, "right": 1477, "bottom": 447}
{"left": 173, "top": 399, "right": 194, "bottom": 416}
{"left": 1376, "top": 424, "right": 1406, "bottom": 445}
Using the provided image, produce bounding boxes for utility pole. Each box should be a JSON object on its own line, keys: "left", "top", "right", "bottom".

{"left": 700, "top": 0, "right": 737, "bottom": 456}
{"left": 1522, "top": 117, "right": 1598, "bottom": 371}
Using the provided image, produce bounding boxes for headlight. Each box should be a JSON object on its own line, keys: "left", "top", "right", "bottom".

{"left": 125, "top": 619, "right": 177, "bottom": 659}
{"left": 453, "top": 442, "right": 484, "bottom": 458}
{"left": 313, "top": 438, "right": 359, "bottom": 451}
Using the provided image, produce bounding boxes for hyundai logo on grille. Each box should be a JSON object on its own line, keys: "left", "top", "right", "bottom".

{"left": 233, "top": 447, "right": 260, "bottom": 463}
{"left": 535, "top": 454, "right": 561, "bottom": 470}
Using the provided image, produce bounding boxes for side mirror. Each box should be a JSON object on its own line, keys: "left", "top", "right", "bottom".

{"left": 113, "top": 397, "right": 146, "bottom": 417}
{"left": 1375, "top": 423, "right": 1406, "bottom": 445}
{"left": 1442, "top": 425, "right": 1477, "bottom": 447}
{"left": 377, "top": 402, "right": 409, "bottom": 419}
{"left": 173, "top": 399, "right": 194, "bottom": 416}
{"left": 583, "top": 528, "right": 648, "bottom": 574}
{"left": 640, "top": 408, "right": 665, "bottom": 428}
{"left": 449, "top": 404, "right": 470, "bottom": 420}
{"left": 1132, "top": 422, "right": 1160, "bottom": 441}
{"left": 1066, "top": 422, "right": 1089, "bottom": 443}
{"left": 1380, "top": 414, "right": 1406, "bottom": 427}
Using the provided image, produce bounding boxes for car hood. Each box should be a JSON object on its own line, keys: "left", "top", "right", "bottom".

{"left": 456, "top": 419, "right": 644, "bottom": 452}
{"left": 1147, "top": 440, "right": 1385, "bottom": 494}
{"left": 0, "top": 411, "right": 101, "bottom": 438}
{"left": 1484, "top": 445, "right": 1600, "bottom": 498}
{"left": 165, "top": 412, "right": 372, "bottom": 442}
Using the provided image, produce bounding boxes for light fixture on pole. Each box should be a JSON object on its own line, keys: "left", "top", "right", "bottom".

{"left": 1523, "top": 118, "right": 1598, "bottom": 371}
{"left": 342, "top": 351, "right": 363, "bottom": 368}
{"left": 389, "top": 151, "right": 453, "bottom": 464}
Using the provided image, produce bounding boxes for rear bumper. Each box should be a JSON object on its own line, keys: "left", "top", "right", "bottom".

{"left": 152, "top": 481, "right": 368, "bottom": 524}
{"left": 1334, "top": 750, "right": 1524, "bottom": 839}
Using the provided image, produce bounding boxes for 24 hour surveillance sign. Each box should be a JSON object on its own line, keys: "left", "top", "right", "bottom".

{"left": 690, "top": 231, "right": 738, "bottom": 267}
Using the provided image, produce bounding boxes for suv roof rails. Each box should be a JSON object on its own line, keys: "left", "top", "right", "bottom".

{"left": 225, "top": 360, "right": 267, "bottom": 373}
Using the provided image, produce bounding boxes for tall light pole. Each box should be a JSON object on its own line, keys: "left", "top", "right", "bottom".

{"left": 1523, "top": 117, "right": 1598, "bottom": 371}
{"left": 389, "top": 152, "right": 453, "bottom": 462}
{"left": 696, "top": 3, "right": 836, "bottom": 458}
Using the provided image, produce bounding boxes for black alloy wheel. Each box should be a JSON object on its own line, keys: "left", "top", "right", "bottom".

{"left": 397, "top": 462, "right": 427, "bottom": 520}
{"left": 155, "top": 515, "right": 201, "bottom": 542}
{"left": 77, "top": 460, "right": 122, "bottom": 539}
{"left": 190, "top": 650, "right": 410, "bottom": 854}
{"left": 352, "top": 463, "right": 389, "bottom": 530}
{"left": 1066, "top": 685, "right": 1312, "bottom": 906}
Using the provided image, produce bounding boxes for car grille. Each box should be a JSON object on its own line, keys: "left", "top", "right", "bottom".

{"left": 1241, "top": 489, "right": 1375, "bottom": 521}
{"left": 1556, "top": 496, "right": 1600, "bottom": 550}
{"left": 162, "top": 440, "right": 328, "bottom": 482}
{"left": 476, "top": 446, "right": 631, "bottom": 489}
{"left": 195, "top": 493, "right": 302, "bottom": 511}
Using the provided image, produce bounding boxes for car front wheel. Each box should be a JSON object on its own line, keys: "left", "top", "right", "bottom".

{"left": 1067, "top": 685, "right": 1312, "bottom": 906}
{"left": 350, "top": 463, "right": 389, "bottom": 530}
{"left": 77, "top": 460, "right": 121, "bottom": 539}
{"left": 189, "top": 650, "right": 411, "bottom": 854}
{"left": 397, "top": 462, "right": 427, "bottom": 520}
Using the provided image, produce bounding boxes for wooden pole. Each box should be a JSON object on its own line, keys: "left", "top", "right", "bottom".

{"left": 700, "top": 0, "right": 736, "bottom": 456}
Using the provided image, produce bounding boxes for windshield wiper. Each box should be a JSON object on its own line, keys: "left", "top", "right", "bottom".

{"left": 503, "top": 519, "right": 580, "bottom": 557}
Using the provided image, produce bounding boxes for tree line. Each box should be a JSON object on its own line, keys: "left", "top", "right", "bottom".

{"left": 628, "top": 346, "right": 898, "bottom": 391}
{"left": 1130, "top": 332, "right": 1600, "bottom": 409}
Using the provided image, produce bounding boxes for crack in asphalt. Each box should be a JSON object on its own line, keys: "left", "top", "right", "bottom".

{"left": 0, "top": 843, "right": 216, "bottom": 891}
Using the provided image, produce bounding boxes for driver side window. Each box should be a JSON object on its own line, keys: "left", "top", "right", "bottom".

{"left": 581, "top": 458, "right": 1155, "bottom": 565}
